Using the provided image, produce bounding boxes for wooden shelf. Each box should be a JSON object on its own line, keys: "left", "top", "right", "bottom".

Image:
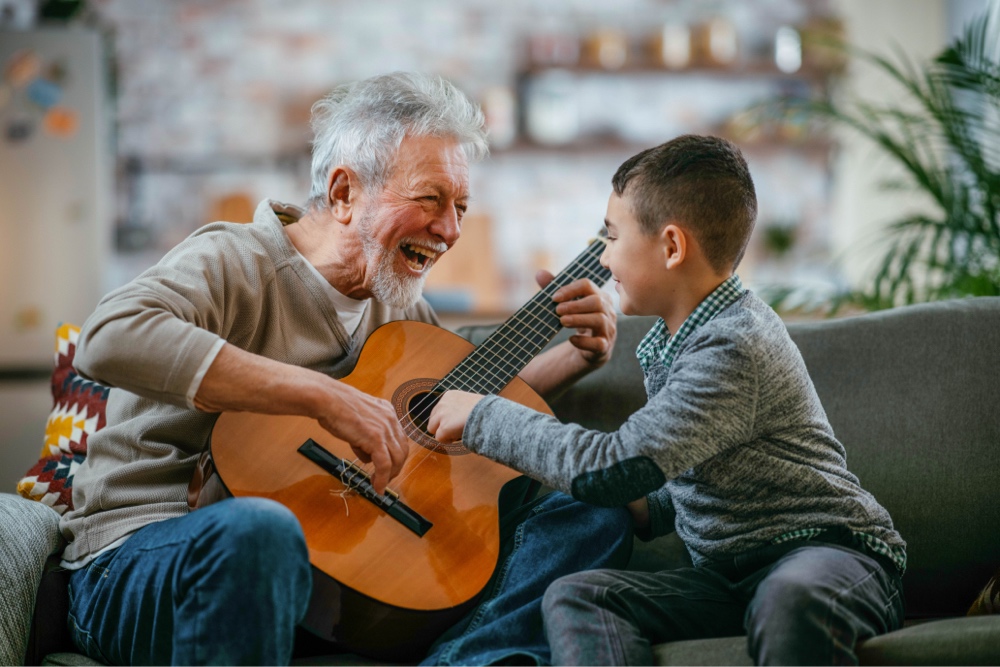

{"left": 519, "top": 61, "right": 834, "bottom": 84}
{"left": 490, "top": 134, "right": 835, "bottom": 158}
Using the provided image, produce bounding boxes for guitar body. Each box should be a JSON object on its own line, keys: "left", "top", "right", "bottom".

{"left": 208, "top": 320, "right": 552, "bottom": 660}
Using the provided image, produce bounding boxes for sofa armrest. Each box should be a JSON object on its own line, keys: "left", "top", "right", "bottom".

{"left": 0, "top": 493, "right": 66, "bottom": 665}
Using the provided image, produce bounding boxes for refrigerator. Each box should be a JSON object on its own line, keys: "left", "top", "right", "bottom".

{"left": 0, "top": 25, "right": 113, "bottom": 488}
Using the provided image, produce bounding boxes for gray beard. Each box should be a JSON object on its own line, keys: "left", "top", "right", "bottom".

{"left": 358, "top": 211, "right": 427, "bottom": 310}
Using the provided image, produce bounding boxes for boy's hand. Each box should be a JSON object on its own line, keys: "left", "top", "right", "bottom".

{"left": 428, "top": 390, "right": 485, "bottom": 444}
{"left": 538, "top": 270, "right": 617, "bottom": 369}
{"left": 627, "top": 496, "right": 650, "bottom": 531}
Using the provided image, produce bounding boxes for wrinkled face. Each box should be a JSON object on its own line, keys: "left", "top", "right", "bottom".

{"left": 355, "top": 134, "right": 470, "bottom": 309}
{"left": 600, "top": 192, "right": 670, "bottom": 317}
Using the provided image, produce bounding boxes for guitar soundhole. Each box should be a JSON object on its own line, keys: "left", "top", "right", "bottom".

{"left": 392, "top": 378, "right": 470, "bottom": 456}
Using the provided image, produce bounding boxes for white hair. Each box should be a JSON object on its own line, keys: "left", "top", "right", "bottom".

{"left": 306, "top": 72, "right": 489, "bottom": 208}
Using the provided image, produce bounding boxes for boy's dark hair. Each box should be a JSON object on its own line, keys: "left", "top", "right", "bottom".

{"left": 611, "top": 135, "right": 758, "bottom": 273}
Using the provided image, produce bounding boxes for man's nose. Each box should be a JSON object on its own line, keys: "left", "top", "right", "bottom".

{"left": 432, "top": 206, "right": 462, "bottom": 246}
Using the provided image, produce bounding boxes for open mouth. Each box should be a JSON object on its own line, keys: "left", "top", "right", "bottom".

{"left": 400, "top": 243, "right": 440, "bottom": 272}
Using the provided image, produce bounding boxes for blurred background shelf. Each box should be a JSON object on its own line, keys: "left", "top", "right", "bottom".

{"left": 0, "top": 0, "right": 987, "bottom": 490}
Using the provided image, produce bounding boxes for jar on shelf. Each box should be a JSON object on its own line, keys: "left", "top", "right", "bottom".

{"left": 774, "top": 25, "right": 802, "bottom": 73}
{"left": 692, "top": 17, "right": 739, "bottom": 67}
{"left": 528, "top": 30, "right": 580, "bottom": 67}
{"left": 480, "top": 85, "right": 517, "bottom": 150}
{"left": 648, "top": 22, "right": 691, "bottom": 70}
{"left": 527, "top": 31, "right": 580, "bottom": 68}
{"left": 580, "top": 28, "right": 630, "bottom": 70}
{"left": 523, "top": 70, "right": 580, "bottom": 146}
{"left": 801, "top": 16, "right": 847, "bottom": 74}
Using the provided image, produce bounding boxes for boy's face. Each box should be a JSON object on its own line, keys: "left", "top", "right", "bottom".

{"left": 600, "top": 193, "right": 671, "bottom": 317}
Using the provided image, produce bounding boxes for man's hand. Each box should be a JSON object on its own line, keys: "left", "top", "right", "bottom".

{"left": 538, "top": 270, "right": 617, "bottom": 370}
{"left": 428, "top": 390, "right": 486, "bottom": 444}
{"left": 518, "top": 272, "right": 618, "bottom": 399}
{"left": 315, "top": 384, "right": 410, "bottom": 495}
{"left": 195, "top": 343, "right": 409, "bottom": 495}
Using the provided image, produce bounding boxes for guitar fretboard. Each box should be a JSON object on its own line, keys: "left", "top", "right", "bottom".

{"left": 437, "top": 233, "right": 610, "bottom": 395}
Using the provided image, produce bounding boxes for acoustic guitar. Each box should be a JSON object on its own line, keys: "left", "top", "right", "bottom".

{"left": 204, "top": 233, "right": 609, "bottom": 660}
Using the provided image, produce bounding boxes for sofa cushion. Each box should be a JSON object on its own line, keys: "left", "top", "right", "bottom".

{"left": 854, "top": 616, "right": 1000, "bottom": 665}
{"left": 0, "top": 493, "right": 65, "bottom": 666}
{"left": 967, "top": 566, "right": 1000, "bottom": 615}
{"left": 17, "top": 324, "right": 108, "bottom": 515}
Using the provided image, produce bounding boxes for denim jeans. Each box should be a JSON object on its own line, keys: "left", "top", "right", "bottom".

{"left": 542, "top": 537, "right": 905, "bottom": 665}
{"left": 67, "top": 497, "right": 312, "bottom": 666}
{"left": 68, "top": 491, "right": 631, "bottom": 666}
{"left": 421, "top": 491, "right": 634, "bottom": 666}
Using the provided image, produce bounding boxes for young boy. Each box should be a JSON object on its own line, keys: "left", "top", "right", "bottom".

{"left": 428, "top": 134, "right": 906, "bottom": 665}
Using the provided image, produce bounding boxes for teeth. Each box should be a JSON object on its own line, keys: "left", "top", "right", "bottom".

{"left": 401, "top": 243, "right": 440, "bottom": 272}
{"left": 405, "top": 244, "right": 438, "bottom": 260}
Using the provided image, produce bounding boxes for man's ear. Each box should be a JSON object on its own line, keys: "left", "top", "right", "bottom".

{"left": 327, "top": 167, "right": 356, "bottom": 224}
{"left": 661, "top": 223, "right": 687, "bottom": 270}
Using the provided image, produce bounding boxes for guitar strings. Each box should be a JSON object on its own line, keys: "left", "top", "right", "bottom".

{"left": 369, "top": 243, "right": 610, "bottom": 493}
{"left": 397, "top": 250, "right": 608, "bottom": 456}
{"left": 340, "top": 242, "right": 609, "bottom": 497}
{"left": 405, "top": 250, "right": 608, "bottom": 430}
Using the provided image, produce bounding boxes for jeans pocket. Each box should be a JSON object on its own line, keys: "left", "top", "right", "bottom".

{"left": 887, "top": 578, "right": 905, "bottom": 628}
{"left": 67, "top": 560, "right": 116, "bottom": 664}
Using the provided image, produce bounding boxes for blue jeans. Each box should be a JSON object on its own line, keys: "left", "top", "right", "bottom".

{"left": 421, "top": 491, "right": 634, "bottom": 666}
{"left": 67, "top": 497, "right": 312, "bottom": 665}
{"left": 68, "top": 491, "right": 631, "bottom": 666}
{"left": 542, "top": 537, "right": 905, "bottom": 665}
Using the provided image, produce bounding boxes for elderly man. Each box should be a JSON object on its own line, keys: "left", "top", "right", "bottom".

{"left": 60, "top": 72, "right": 632, "bottom": 665}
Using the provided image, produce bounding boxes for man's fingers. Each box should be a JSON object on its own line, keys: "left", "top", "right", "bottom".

{"left": 552, "top": 278, "right": 598, "bottom": 302}
{"left": 368, "top": 447, "right": 391, "bottom": 495}
{"left": 556, "top": 292, "right": 603, "bottom": 314}
{"left": 535, "top": 269, "right": 555, "bottom": 289}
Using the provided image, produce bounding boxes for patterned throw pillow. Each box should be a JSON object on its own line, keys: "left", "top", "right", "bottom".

{"left": 16, "top": 324, "right": 109, "bottom": 515}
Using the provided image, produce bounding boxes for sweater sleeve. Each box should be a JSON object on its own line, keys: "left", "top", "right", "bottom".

{"left": 74, "top": 225, "right": 266, "bottom": 408}
{"left": 462, "top": 325, "right": 759, "bottom": 507}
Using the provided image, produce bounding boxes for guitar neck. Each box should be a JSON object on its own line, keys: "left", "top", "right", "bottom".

{"left": 438, "top": 233, "right": 610, "bottom": 395}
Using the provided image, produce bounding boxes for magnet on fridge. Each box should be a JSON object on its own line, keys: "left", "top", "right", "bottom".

{"left": 4, "top": 49, "right": 41, "bottom": 88}
{"left": 27, "top": 77, "right": 62, "bottom": 109}
{"left": 5, "top": 116, "right": 34, "bottom": 142}
{"left": 43, "top": 106, "right": 78, "bottom": 138}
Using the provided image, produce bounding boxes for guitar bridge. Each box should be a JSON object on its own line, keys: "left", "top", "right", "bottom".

{"left": 297, "top": 439, "right": 433, "bottom": 537}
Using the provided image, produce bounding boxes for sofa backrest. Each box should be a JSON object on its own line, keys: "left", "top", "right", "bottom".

{"left": 459, "top": 296, "right": 1000, "bottom": 618}
{"left": 785, "top": 296, "right": 1000, "bottom": 617}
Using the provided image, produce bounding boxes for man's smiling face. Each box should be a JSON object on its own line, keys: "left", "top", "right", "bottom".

{"left": 354, "top": 134, "right": 470, "bottom": 309}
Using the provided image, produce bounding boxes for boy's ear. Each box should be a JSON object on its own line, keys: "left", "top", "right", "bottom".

{"left": 661, "top": 223, "right": 687, "bottom": 270}
{"left": 326, "top": 167, "right": 357, "bottom": 225}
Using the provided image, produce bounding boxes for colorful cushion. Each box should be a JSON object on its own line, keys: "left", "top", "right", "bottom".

{"left": 16, "top": 324, "right": 109, "bottom": 515}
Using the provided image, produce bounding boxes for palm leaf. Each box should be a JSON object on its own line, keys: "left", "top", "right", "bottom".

{"left": 757, "top": 7, "right": 1000, "bottom": 312}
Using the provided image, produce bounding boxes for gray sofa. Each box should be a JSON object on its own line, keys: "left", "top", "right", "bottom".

{"left": 3, "top": 296, "right": 999, "bottom": 665}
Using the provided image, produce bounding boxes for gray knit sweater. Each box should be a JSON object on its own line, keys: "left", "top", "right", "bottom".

{"left": 61, "top": 200, "right": 437, "bottom": 562}
{"left": 464, "top": 291, "right": 905, "bottom": 567}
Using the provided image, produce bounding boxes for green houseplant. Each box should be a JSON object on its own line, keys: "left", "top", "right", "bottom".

{"left": 763, "top": 8, "right": 1000, "bottom": 313}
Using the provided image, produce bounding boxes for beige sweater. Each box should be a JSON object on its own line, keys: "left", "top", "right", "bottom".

{"left": 61, "top": 200, "right": 438, "bottom": 562}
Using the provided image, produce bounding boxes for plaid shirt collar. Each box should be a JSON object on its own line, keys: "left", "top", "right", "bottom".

{"left": 635, "top": 274, "right": 746, "bottom": 374}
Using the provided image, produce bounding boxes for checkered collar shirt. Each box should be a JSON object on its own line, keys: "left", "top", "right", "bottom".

{"left": 636, "top": 274, "right": 745, "bottom": 375}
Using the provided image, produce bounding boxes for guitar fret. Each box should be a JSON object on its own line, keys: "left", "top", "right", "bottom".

{"left": 437, "top": 235, "right": 610, "bottom": 395}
